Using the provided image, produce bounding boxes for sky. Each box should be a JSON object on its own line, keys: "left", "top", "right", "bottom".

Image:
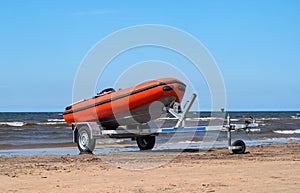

{"left": 0, "top": 0, "right": 299, "bottom": 112}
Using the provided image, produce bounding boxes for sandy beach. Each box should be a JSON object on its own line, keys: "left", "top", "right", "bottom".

{"left": 0, "top": 143, "right": 299, "bottom": 193}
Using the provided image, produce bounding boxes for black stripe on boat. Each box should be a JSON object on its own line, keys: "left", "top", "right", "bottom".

{"left": 63, "top": 80, "right": 185, "bottom": 115}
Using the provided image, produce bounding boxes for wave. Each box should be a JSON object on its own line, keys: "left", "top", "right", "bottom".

{"left": 37, "top": 122, "right": 68, "bottom": 125}
{"left": 257, "top": 118, "right": 281, "bottom": 121}
{"left": 37, "top": 118, "right": 67, "bottom": 125}
{"left": 256, "top": 137, "right": 300, "bottom": 142}
{"left": 290, "top": 116, "right": 300, "bottom": 120}
{"left": 0, "top": 120, "right": 68, "bottom": 127}
{"left": 0, "top": 122, "right": 25, "bottom": 127}
{"left": 273, "top": 129, "right": 300, "bottom": 134}
{"left": 159, "top": 117, "right": 226, "bottom": 121}
{"left": 229, "top": 118, "right": 241, "bottom": 121}
{"left": 12, "top": 128, "right": 25, "bottom": 131}
{"left": 178, "top": 140, "right": 200, "bottom": 144}
{"left": 182, "top": 117, "right": 225, "bottom": 121}
{"left": 96, "top": 139, "right": 129, "bottom": 145}
{"left": 159, "top": 117, "right": 178, "bottom": 120}
{"left": 47, "top": 119, "right": 65, "bottom": 122}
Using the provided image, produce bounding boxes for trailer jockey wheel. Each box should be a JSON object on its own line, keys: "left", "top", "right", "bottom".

{"left": 77, "top": 126, "right": 96, "bottom": 153}
{"left": 136, "top": 135, "right": 156, "bottom": 150}
{"left": 232, "top": 140, "right": 246, "bottom": 154}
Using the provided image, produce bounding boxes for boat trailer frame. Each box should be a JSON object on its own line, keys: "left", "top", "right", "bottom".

{"left": 71, "top": 93, "right": 259, "bottom": 154}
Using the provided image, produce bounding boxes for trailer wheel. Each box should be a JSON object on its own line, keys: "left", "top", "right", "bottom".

{"left": 77, "top": 126, "right": 96, "bottom": 153}
{"left": 137, "top": 135, "right": 155, "bottom": 150}
{"left": 232, "top": 140, "right": 246, "bottom": 154}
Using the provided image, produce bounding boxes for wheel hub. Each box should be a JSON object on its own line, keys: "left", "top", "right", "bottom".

{"left": 80, "top": 132, "right": 89, "bottom": 148}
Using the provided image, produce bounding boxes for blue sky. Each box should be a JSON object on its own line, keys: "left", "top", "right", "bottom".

{"left": 0, "top": 0, "right": 299, "bottom": 112}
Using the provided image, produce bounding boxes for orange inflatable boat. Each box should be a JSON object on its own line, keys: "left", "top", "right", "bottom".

{"left": 63, "top": 77, "right": 186, "bottom": 129}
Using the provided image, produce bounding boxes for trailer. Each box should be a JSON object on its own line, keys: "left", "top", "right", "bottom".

{"left": 71, "top": 94, "right": 259, "bottom": 154}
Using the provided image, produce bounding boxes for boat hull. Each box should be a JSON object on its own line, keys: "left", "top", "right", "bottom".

{"left": 63, "top": 78, "right": 186, "bottom": 128}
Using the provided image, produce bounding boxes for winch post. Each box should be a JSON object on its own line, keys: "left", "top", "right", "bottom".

{"left": 167, "top": 93, "right": 196, "bottom": 128}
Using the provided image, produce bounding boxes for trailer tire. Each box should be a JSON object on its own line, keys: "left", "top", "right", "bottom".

{"left": 76, "top": 126, "right": 96, "bottom": 153}
{"left": 232, "top": 140, "right": 246, "bottom": 154}
{"left": 137, "top": 135, "right": 155, "bottom": 150}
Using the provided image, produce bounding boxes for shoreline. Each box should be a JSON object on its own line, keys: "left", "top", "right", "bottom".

{"left": 0, "top": 143, "right": 299, "bottom": 192}
{"left": 0, "top": 137, "right": 299, "bottom": 156}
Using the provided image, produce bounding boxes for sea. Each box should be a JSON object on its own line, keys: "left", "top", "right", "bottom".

{"left": 0, "top": 111, "right": 300, "bottom": 156}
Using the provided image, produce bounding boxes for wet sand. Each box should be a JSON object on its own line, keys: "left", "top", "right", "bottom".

{"left": 0, "top": 143, "right": 299, "bottom": 192}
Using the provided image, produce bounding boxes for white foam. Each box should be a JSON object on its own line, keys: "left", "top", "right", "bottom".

{"left": 96, "top": 139, "right": 128, "bottom": 145}
{"left": 259, "top": 123, "right": 271, "bottom": 126}
{"left": 229, "top": 118, "right": 241, "bottom": 122}
{"left": 47, "top": 119, "right": 65, "bottom": 122}
{"left": 273, "top": 130, "right": 300, "bottom": 134}
{"left": 160, "top": 117, "right": 227, "bottom": 121}
{"left": 12, "top": 128, "right": 25, "bottom": 131}
{"left": 158, "top": 117, "right": 178, "bottom": 120}
{"left": 248, "top": 128, "right": 261, "bottom": 132}
{"left": 290, "top": 116, "right": 300, "bottom": 120}
{"left": 38, "top": 122, "right": 67, "bottom": 125}
{"left": 0, "top": 122, "right": 25, "bottom": 127}
{"left": 184, "top": 117, "right": 224, "bottom": 121}
{"left": 178, "top": 140, "right": 200, "bottom": 144}
{"left": 258, "top": 118, "right": 280, "bottom": 121}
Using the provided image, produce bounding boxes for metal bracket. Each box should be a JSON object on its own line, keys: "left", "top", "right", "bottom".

{"left": 168, "top": 93, "right": 197, "bottom": 128}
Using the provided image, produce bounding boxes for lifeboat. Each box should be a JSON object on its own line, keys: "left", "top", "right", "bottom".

{"left": 63, "top": 77, "right": 186, "bottom": 129}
